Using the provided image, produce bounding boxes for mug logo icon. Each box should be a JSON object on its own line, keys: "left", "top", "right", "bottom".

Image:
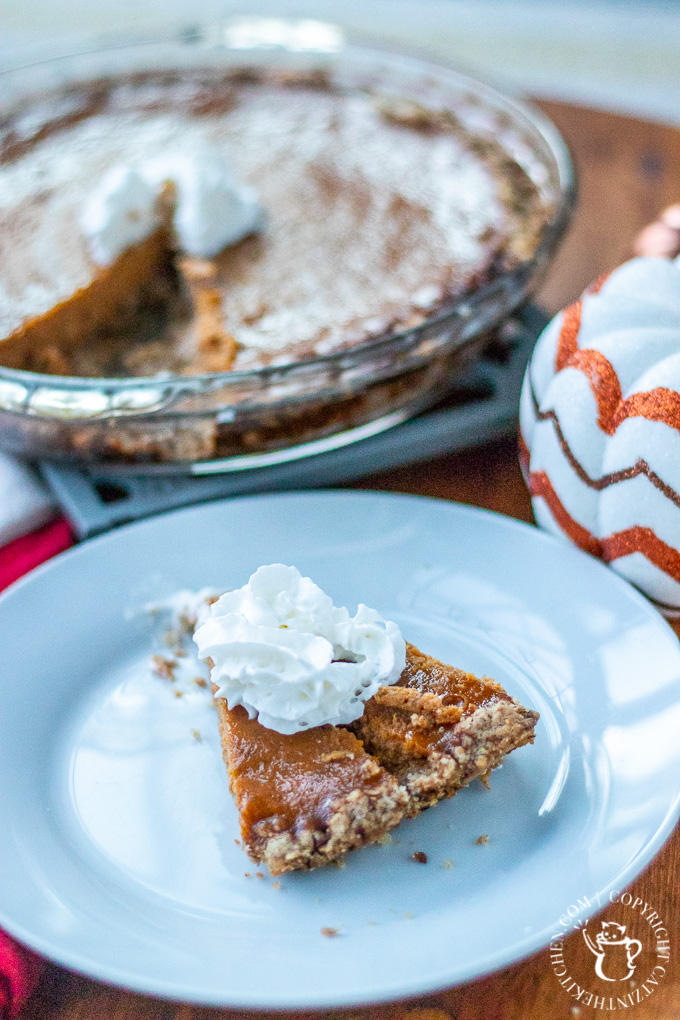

{"left": 582, "top": 922, "right": 642, "bottom": 982}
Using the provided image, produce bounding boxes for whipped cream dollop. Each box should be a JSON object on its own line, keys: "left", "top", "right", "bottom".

{"left": 80, "top": 165, "right": 158, "bottom": 266}
{"left": 80, "top": 144, "right": 263, "bottom": 265}
{"left": 193, "top": 564, "right": 406, "bottom": 734}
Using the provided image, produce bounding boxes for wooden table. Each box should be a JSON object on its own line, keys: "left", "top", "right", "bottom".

{"left": 18, "top": 102, "right": 680, "bottom": 1020}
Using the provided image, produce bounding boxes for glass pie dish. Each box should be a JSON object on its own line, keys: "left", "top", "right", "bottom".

{"left": 0, "top": 18, "right": 575, "bottom": 472}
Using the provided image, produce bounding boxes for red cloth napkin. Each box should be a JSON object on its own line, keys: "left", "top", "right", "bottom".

{"left": 0, "top": 931, "right": 44, "bottom": 1019}
{"left": 0, "top": 517, "right": 73, "bottom": 594}
{"left": 0, "top": 515, "right": 74, "bottom": 1016}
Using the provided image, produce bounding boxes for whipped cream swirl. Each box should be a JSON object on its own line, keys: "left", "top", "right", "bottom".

{"left": 193, "top": 564, "right": 406, "bottom": 734}
{"left": 81, "top": 144, "right": 263, "bottom": 265}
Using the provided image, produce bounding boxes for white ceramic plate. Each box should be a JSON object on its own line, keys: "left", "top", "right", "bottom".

{"left": 1, "top": 491, "right": 679, "bottom": 1009}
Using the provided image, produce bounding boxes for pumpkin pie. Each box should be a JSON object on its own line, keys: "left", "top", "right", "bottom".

{"left": 0, "top": 66, "right": 547, "bottom": 377}
{"left": 213, "top": 643, "right": 538, "bottom": 874}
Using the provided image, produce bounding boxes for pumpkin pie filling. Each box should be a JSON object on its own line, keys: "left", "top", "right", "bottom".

{"left": 214, "top": 694, "right": 408, "bottom": 875}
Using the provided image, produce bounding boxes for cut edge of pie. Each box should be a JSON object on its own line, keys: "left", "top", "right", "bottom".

{"left": 352, "top": 643, "right": 539, "bottom": 816}
{"left": 252, "top": 780, "right": 409, "bottom": 877}
{"left": 397, "top": 697, "right": 539, "bottom": 816}
{"left": 2, "top": 228, "right": 175, "bottom": 372}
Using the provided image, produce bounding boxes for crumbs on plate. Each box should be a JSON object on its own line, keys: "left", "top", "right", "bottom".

{"left": 151, "top": 655, "right": 177, "bottom": 681}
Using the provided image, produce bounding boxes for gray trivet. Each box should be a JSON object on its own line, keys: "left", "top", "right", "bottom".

{"left": 41, "top": 306, "right": 546, "bottom": 539}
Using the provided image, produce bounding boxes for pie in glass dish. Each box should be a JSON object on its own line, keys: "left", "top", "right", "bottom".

{"left": 0, "top": 65, "right": 546, "bottom": 377}
{"left": 0, "top": 25, "right": 573, "bottom": 466}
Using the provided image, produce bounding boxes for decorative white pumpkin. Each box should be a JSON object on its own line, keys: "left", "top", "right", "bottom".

{"left": 520, "top": 256, "right": 680, "bottom": 613}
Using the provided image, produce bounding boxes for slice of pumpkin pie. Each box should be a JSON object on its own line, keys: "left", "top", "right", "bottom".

{"left": 193, "top": 565, "right": 538, "bottom": 875}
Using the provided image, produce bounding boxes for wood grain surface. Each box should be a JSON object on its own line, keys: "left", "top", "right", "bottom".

{"left": 17, "top": 101, "right": 680, "bottom": 1020}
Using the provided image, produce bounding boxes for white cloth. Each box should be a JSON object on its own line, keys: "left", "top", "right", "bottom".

{"left": 0, "top": 452, "right": 56, "bottom": 547}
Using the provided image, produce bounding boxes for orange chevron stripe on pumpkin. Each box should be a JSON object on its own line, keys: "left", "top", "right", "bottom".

{"left": 529, "top": 470, "right": 680, "bottom": 583}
